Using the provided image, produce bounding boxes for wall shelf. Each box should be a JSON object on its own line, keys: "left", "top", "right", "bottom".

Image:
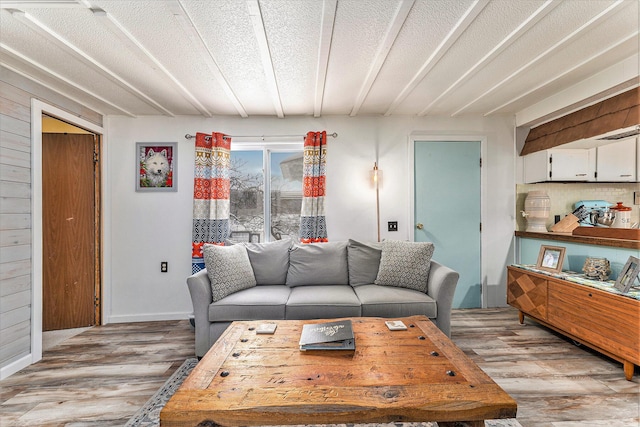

{"left": 515, "top": 230, "right": 640, "bottom": 250}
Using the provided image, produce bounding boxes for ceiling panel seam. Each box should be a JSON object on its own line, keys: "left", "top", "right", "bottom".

{"left": 383, "top": 0, "right": 489, "bottom": 116}
{"left": 420, "top": 0, "right": 561, "bottom": 116}
{"left": 90, "top": 7, "right": 213, "bottom": 117}
{"left": 173, "top": 0, "right": 248, "bottom": 118}
{"left": 314, "top": 0, "right": 337, "bottom": 118}
{"left": 247, "top": 0, "right": 284, "bottom": 118}
{"left": 10, "top": 10, "right": 175, "bottom": 117}
{"left": 456, "top": 0, "right": 627, "bottom": 117}
{"left": 486, "top": 31, "right": 639, "bottom": 117}
{"left": 0, "top": 43, "right": 135, "bottom": 116}
{"left": 349, "top": 0, "right": 415, "bottom": 117}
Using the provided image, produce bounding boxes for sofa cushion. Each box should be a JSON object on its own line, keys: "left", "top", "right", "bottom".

{"left": 241, "top": 239, "right": 291, "bottom": 285}
{"left": 286, "top": 241, "right": 349, "bottom": 287}
{"left": 354, "top": 284, "right": 437, "bottom": 318}
{"left": 203, "top": 244, "right": 256, "bottom": 302}
{"left": 209, "top": 285, "right": 290, "bottom": 322}
{"left": 347, "top": 239, "right": 382, "bottom": 286}
{"left": 285, "top": 285, "right": 361, "bottom": 319}
{"left": 374, "top": 240, "right": 434, "bottom": 292}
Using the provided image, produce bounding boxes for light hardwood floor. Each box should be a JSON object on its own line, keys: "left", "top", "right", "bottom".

{"left": 0, "top": 308, "right": 638, "bottom": 426}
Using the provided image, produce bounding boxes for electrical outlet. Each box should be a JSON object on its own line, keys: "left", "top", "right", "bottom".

{"left": 635, "top": 191, "right": 640, "bottom": 205}
{"left": 161, "top": 261, "right": 168, "bottom": 273}
{"left": 388, "top": 221, "right": 398, "bottom": 232}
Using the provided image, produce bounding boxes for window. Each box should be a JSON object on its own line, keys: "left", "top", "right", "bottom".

{"left": 229, "top": 144, "right": 303, "bottom": 243}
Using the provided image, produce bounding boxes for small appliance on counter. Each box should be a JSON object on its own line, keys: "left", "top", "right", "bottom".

{"left": 573, "top": 200, "right": 614, "bottom": 227}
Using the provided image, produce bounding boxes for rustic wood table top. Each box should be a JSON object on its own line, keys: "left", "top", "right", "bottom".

{"left": 161, "top": 315, "right": 517, "bottom": 427}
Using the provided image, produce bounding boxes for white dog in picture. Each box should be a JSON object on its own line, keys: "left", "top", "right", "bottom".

{"left": 144, "top": 149, "right": 170, "bottom": 187}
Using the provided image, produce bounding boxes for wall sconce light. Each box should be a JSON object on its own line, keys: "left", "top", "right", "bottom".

{"left": 370, "top": 162, "right": 382, "bottom": 242}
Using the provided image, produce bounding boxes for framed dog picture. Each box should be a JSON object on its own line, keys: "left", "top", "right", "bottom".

{"left": 136, "top": 142, "right": 177, "bottom": 192}
{"left": 614, "top": 256, "right": 640, "bottom": 293}
{"left": 536, "top": 245, "right": 565, "bottom": 273}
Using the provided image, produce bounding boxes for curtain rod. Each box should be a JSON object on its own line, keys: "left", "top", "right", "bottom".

{"left": 184, "top": 132, "right": 338, "bottom": 141}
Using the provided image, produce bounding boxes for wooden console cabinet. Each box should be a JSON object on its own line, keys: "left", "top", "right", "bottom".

{"left": 507, "top": 266, "right": 639, "bottom": 381}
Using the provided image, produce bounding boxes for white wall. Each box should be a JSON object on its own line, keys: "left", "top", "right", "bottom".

{"left": 105, "top": 114, "right": 516, "bottom": 323}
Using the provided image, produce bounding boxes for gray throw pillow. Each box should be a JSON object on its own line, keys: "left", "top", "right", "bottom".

{"left": 374, "top": 240, "right": 434, "bottom": 292}
{"left": 203, "top": 244, "right": 256, "bottom": 302}
{"left": 286, "top": 241, "right": 349, "bottom": 286}
{"left": 347, "top": 239, "right": 382, "bottom": 286}
{"left": 242, "top": 239, "right": 291, "bottom": 285}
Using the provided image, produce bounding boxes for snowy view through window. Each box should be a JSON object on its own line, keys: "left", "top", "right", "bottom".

{"left": 230, "top": 150, "right": 303, "bottom": 243}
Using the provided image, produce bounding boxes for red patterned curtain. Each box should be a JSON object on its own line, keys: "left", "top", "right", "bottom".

{"left": 300, "top": 131, "right": 328, "bottom": 243}
{"left": 191, "top": 132, "right": 231, "bottom": 273}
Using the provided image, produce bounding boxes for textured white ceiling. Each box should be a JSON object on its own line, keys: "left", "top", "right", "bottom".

{"left": 0, "top": 0, "right": 638, "bottom": 119}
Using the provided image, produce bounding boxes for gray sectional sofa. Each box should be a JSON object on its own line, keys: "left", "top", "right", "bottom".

{"left": 187, "top": 239, "right": 459, "bottom": 357}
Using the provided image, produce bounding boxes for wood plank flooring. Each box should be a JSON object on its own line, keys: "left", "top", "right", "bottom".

{"left": 0, "top": 308, "right": 638, "bottom": 426}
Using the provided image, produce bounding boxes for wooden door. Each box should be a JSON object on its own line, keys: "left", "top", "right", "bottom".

{"left": 43, "top": 133, "right": 98, "bottom": 330}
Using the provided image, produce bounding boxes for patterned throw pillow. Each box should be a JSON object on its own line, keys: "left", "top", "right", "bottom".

{"left": 374, "top": 240, "right": 434, "bottom": 292}
{"left": 203, "top": 244, "right": 256, "bottom": 302}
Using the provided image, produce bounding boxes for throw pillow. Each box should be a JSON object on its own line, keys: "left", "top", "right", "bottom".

{"left": 286, "top": 241, "right": 349, "bottom": 286}
{"left": 242, "top": 239, "right": 291, "bottom": 285}
{"left": 203, "top": 244, "right": 256, "bottom": 302}
{"left": 347, "top": 239, "right": 382, "bottom": 286}
{"left": 374, "top": 240, "right": 434, "bottom": 292}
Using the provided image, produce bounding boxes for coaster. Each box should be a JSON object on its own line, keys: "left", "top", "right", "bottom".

{"left": 256, "top": 323, "right": 277, "bottom": 334}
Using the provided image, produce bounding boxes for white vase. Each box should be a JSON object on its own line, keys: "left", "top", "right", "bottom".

{"left": 522, "top": 190, "right": 550, "bottom": 232}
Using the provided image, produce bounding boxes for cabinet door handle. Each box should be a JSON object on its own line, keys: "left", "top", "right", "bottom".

{"left": 620, "top": 174, "right": 632, "bottom": 177}
{"left": 575, "top": 174, "right": 587, "bottom": 176}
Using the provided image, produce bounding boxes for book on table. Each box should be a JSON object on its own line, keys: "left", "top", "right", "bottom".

{"left": 299, "top": 319, "right": 355, "bottom": 351}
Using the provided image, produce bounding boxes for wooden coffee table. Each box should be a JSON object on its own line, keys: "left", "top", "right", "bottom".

{"left": 161, "top": 315, "right": 516, "bottom": 426}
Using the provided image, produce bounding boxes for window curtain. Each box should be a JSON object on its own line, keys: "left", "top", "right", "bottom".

{"left": 300, "top": 131, "right": 328, "bottom": 243}
{"left": 191, "top": 132, "right": 231, "bottom": 273}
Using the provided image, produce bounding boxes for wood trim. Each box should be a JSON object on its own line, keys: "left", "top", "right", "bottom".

{"left": 521, "top": 87, "right": 640, "bottom": 155}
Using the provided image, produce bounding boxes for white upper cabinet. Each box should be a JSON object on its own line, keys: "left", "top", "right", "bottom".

{"left": 523, "top": 149, "right": 594, "bottom": 183}
{"left": 595, "top": 137, "right": 637, "bottom": 182}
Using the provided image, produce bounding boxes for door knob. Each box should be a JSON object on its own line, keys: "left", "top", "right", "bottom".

{"left": 416, "top": 223, "right": 424, "bottom": 230}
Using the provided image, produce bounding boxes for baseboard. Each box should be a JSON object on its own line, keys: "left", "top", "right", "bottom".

{"left": 106, "top": 311, "right": 191, "bottom": 324}
{"left": 1, "top": 353, "right": 32, "bottom": 380}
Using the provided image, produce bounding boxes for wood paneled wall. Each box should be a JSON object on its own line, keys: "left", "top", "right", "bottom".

{"left": 521, "top": 87, "right": 640, "bottom": 155}
{"left": 0, "top": 66, "right": 102, "bottom": 372}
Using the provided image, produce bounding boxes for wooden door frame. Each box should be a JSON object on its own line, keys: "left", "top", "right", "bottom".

{"left": 408, "top": 134, "right": 488, "bottom": 308}
{"left": 31, "top": 100, "right": 105, "bottom": 363}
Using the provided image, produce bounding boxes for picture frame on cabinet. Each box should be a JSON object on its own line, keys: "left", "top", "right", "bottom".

{"left": 136, "top": 142, "right": 177, "bottom": 192}
{"left": 536, "top": 245, "right": 566, "bottom": 273}
{"left": 614, "top": 256, "right": 640, "bottom": 293}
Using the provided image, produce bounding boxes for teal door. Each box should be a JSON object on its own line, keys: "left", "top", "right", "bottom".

{"left": 414, "top": 141, "right": 481, "bottom": 308}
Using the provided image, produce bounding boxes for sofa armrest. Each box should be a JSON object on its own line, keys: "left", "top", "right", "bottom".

{"left": 187, "top": 269, "right": 213, "bottom": 357}
{"left": 426, "top": 260, "right": 459, "bottom": 337}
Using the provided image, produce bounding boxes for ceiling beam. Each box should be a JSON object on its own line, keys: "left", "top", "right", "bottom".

{"left": 421, "top": 0, "right": 560, "bottom": 116}
{"left": 91, "top": 7, "right": 213, "bottom": 117}
{"left": 349, "top": 0, "right": 414, "bottom": 117}
{"left": 10, "top": 10, "right": 175, "bottom": 117}
{"left": 247, "top": 0, "right": 284, "bottom": 118}
{"left": 0, "top": 1, "right": 81, "bottom": 8}
{"left": 0, "top": 43, "right": 135, "bottom": 116}
{"left": 171, "top": 0, "right": 248, "bottom": 118}
{"left": 488, "top": 31, "right": 638, "bottom": 117}
{"left": 314, "top": 0, "right": 337, "bottom": 118}
{"left": 456, "top": 0, "right": 626, "bottom": 117}
{"left": 384, "top": 0, "right": 489, "bottom": 116}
